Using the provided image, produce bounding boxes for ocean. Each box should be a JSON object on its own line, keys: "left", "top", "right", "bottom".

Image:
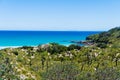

{"left": 0, "top": 31, "right": 101, "bottom": 48}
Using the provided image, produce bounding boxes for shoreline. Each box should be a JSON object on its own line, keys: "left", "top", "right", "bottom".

{"left": 0, "top": 46, "right": 22, "bottom": 50}
{"left": 0, "top": 44, "right": 71, "bottom": 50}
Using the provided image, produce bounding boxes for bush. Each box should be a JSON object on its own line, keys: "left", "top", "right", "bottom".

{"left": 97, "top": 43, "right": 107, "bottom": 48}
{"left": 68, "top": 44, "right": 81, "bottom": 50}
{"left": 95, "top": 67, "right": 120, "bottom": 80}
{"left": 12, "top": 51, "right": 18, "bottom": 55}
{"left": 76, "top": 67, "right": 120, "bottom": 80}
{"left": 41, "top": 62, "right": 80, "bottom": 80}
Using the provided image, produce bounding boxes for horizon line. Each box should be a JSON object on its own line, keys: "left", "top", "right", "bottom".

{"left": 0, "top": 30, "right": 105, "bottom": 32}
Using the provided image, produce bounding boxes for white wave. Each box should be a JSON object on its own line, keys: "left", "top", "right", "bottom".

{"left": 0, "top": 46, "right": 21, "bottom": 50}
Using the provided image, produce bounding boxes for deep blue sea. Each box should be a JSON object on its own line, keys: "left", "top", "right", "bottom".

{"left": 0, "top": 31, "right": 101, "bottom": 48}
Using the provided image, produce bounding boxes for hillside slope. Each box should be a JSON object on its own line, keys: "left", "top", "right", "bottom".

{"left": 86, "top": 27, "right": 120, "bottom": 48}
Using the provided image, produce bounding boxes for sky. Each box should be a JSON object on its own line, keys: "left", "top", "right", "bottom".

{"left": 0, "top": 0, "right": 120, "bottom": 31}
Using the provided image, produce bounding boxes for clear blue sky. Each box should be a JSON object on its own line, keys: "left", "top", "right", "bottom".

{"left": 0, "top": 0, "right": 120, "bottom": 31}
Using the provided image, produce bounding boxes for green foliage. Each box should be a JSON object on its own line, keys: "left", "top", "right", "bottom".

{"left": 12, "top": 50, "right": 18, "bottom": 55}
{"left": 37, "top": 43, "right": 67, "bottom": 54}
{"left": 86, "top": 27, "right": 120, "bottom": 48}
{"left": 76, "top": 67, "right": 120, "bottom": 80}
{"left": 67, "top": 44, "right": 81, "bottom": 50}
{"left": 96, "top": 43, "right": 107, "bottom": 48}
{"left": 0, "top": 59, "right": 19, "bottom": 79}
{"left": 38, "top": 43, "right": 81, "bottom": 54}
{"left": 94, "top": 67, "right": 120, "bottom": 80}
{"left": 21, "top": 46, "right": 34, "bottom": 50}
{"left": 41, "top": 62, "right": 80, "bottom": 80}
{"left": 86, "top": 34, "right": 99, "bottom": 42}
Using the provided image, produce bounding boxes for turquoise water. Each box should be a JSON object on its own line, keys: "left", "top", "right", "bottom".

{"left": 0, "top": 31, "right": 101, "bottom": 47}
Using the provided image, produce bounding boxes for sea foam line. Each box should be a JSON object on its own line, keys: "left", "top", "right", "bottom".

{"left": 0, "top": 46, "right": 21, "bottom": 50}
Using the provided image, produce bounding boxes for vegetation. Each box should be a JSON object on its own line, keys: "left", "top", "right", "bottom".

{"left": 86, "top": 27, "right": 120, "bottom": 48}
{"left": 41, "top": 62, "right": 80, "bottom": 80}
{"left": 0, "top": 27, "right": 120, "bottom": 80}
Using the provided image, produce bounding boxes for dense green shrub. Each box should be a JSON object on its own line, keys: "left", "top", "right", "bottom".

{"left": 67, "top": 44, "right": 81, "bottom": 50}
{"left": 94, "top": 67, "right": 120, "bottom": 80}
{"left": 76, "top": 67, "right": 120, "bottom": 80}
{"left": 41, "top": 62, "right": 80, "bottom": 80}
{"left": 0, "top": 59, "right": 19, "bottom": 79}
{"left": 96, "top": 43, "right": 107, "bottom": 48}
